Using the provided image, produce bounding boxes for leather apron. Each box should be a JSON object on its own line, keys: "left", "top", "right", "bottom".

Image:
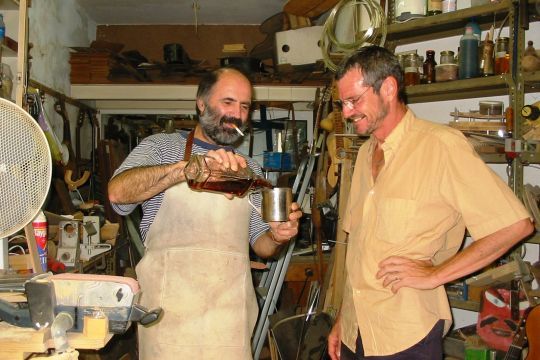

{"left": 136, "top": 131, "right": 258, "bottom": 359}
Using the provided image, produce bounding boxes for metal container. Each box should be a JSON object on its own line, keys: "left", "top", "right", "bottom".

{"left": 260, "top": 187, "right": 292, "bottom": 222}
{"left": 479, "top": 101, "right": 504, "bottom": 115}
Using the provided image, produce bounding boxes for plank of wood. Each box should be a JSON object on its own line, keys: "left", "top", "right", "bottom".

{"left": 284, "top": 0, "right": 339, "bottom": 18}
{"left": 0, "top": 323, "right": 48, "bottom": 353}
{"left": 448, "top": 120, "right": 505, "bottom": 132}
{"left": 323, "top": 157, "right": 352, "bottom": 314}
{"left": 0, "top": 321, "right": 113, "bottom": 356}
{"left": 8, "top": 254, "right": 33, "bottom": 271}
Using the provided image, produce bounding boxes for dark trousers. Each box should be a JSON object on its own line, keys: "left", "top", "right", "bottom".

{"left": 340, "top": 320, "right": 444, "bottom": 360}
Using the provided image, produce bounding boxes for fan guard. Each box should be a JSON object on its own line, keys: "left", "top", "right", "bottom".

{"left": 0, "top": 98, "right": 52, "bottom": 238}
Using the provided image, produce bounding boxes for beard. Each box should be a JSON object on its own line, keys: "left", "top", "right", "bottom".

{"left": 350, "top": 96, "right": 388, "bottom": 135}
{"left": 199, "top": 103, "right": 248, "bottom": 145}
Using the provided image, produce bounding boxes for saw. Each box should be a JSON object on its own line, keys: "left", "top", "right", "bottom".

{"left": 0, "top": 273, "right": 161, "bottom": 334}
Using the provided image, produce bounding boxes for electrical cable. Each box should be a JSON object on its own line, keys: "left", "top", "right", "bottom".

{"left": 8, "top": 245, "right": 26, "bottom": 255}
{"left": 321, "top": 0, "right": 387, "bottom": 72}
{"left": 8, "top": 234, "right": 27, "bottom": 243}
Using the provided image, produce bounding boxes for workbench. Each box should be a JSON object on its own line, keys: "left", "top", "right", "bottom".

{"left": 0, "top": 321, "right": 113, "bottom": 360}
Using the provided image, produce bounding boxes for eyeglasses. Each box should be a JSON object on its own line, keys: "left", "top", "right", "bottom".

{"left": 336, "top": 86, "right": 371, "bottom": 110}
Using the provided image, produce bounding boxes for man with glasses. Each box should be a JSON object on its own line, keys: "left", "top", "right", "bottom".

{"left": 327, "top": 46, "right": 533, "bottom": 359}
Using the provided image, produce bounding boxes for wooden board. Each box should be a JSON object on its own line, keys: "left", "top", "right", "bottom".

{"left": 0, "top": 322, "right": 113, "bottom": 358}
{"left": 448, "top": 120, "right": 505, "bottom": 132}
{"left": 283, "top": 0, "right": 339, "bottom": 18}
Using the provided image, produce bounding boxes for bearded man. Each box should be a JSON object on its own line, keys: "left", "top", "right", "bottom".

{"left": 109, "top": 67, "right": 302, "bottom": 359}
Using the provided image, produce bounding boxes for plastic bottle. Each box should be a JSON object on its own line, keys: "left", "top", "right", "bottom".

{"left": 466, "top": 18, "right": 481, "bottom": 44}
{"left": 0, "top": 14, "right": 5, "bottom": 43}
{"left": 459, "top": 26, "right": 479, "bottom": 79}
{"left": 32, "top": 211, "right": 48, "bottom": 272}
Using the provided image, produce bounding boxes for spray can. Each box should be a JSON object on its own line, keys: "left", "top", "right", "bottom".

{"left": 32, "top": 211, "right": 48, "bottom": 272}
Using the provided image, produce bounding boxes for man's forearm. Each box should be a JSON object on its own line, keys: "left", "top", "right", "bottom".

{"left": 108, "top": 162, "right": 186, "bottom": 204}
{"left": 252, "top": 231, "right": 284, "bottom": 259}
{"left": 433, "top": 218, "right": 533, "bottom": 285}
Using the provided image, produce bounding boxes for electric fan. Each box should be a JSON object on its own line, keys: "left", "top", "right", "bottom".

{"left": 0, "top": 97, "right": 52, "bottom": 270}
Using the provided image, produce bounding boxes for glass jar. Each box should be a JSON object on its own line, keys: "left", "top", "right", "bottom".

{"left": 403, "top": 53, "right": 420, "bottom": 86}
{"left": 423, "top": 50, "right": 437, "bottom": 83}
{"left": 442, "top": 0, "right": 456, "bottom": 13}
{"left": 440, "top": 50, "right": 455, "bottom": 64}
{"left": 397, "top": 53, "right": 406, "bottom": 70}
{"left": 427, "top": 0, "right": 442, "bottom": 15}
{"left": 494, "top": 37, "right": 510, "bottom": 75}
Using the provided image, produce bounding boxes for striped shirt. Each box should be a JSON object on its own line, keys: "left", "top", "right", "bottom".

{"left": 111, "top": 130, "right": 270, "bottom": 245}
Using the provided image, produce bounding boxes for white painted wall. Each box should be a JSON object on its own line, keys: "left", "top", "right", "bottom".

{"left": 27, "top": 0, "right": 97, "bottom": 155}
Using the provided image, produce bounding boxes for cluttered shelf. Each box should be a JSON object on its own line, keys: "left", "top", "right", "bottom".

{"left": 385, "top": 0, "right": 537, "bottom": 46}
{"left": 405, "top": 70, "right": 540, "bottom": 104}
{"left": 405, "top": 74, "right": 512, "bottom": 104}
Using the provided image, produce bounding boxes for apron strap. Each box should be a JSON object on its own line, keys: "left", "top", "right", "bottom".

{"left": 184, "top": 129, "right": 196, "bottom": 161}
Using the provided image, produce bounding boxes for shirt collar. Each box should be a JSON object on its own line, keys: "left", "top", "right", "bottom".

{"left": 369, "top": 107, "right": 414, "bottom": 155}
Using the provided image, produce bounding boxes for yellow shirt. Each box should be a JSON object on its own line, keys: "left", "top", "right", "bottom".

{"left": 341, "top": 109, "right": 530, "bottom": 356}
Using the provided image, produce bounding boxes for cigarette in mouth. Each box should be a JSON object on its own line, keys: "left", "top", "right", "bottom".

{"left": 232, "top": 124, "right": 245, "bottom": 137}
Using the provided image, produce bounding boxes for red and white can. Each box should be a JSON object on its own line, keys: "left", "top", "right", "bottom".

{"left": 32, "top": 211, "right": 48, "bottom": 272}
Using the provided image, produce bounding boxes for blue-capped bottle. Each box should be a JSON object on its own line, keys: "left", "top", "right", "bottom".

{"left": 459, "top": 26, "right": 479, "bottom": 79}
{"left": 465, "top": 18, "right": 481, "bottom": 44}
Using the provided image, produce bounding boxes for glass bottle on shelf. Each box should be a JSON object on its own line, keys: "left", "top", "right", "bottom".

{"left": 423, "top": 50, "right": 437, "bottom": 84}
{"left": 479, "top": 39, "right": 495, "bottom": 76}
{"left": 426, "top": 0, "right": 442, "bottom": 16}
{"left": 494, "top": 37, "right": 510, "bottom": 75}
{"left": 403, "top": 53, "right": 420, "bottom": 86}
{"left": 440, "top": 50, "right": 455, "bottom": 64}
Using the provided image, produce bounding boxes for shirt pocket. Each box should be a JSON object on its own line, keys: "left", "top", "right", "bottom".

{"left": 374, "top": 197, "right": 418, "bottom": 244}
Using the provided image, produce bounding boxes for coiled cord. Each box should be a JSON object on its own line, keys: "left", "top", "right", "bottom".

{"left": 321, "top": 0, "right": 387, "bottom": 72}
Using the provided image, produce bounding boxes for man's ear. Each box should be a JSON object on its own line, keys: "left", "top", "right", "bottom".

{"left": 380, "top": 76, "right": 398, "bottom": 100}
{"left": 196, "top": 99, "right": 205, "bottom": 114}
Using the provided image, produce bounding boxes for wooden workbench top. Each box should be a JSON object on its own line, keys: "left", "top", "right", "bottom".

{"left": 0, "top": 322, "right": 113, "bottom": 359}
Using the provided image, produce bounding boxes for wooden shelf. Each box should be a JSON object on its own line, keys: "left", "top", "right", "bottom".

{"left": 524, "top": 71, "right": 540, "bottom": 91}
{"left": 387, "top": 0, "right": 514, "bottom": 46}
{"left": 449, "top": 298, "right": 480, "bottom": 312}
{"left": 0, "top": 0, "right": 19, "bottom": 10}
{"left": 406, "top": 74, "right": 512, "bottom": 103}
{"left": 71, "top": 83, "right": 321, "bottom": 110}
{"left": 2, "top": 36, "right": 18, "bottom": 57}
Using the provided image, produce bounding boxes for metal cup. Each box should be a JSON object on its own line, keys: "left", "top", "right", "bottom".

{"left": 260, "top": 187, "right": 292, "bottom": 222}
